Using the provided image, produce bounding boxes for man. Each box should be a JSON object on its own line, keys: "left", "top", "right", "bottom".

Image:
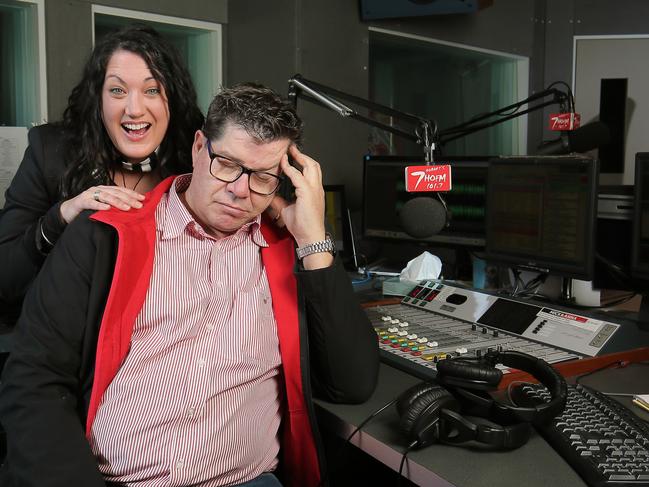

{"left": 0, "top": 83, "right": 379, "bottom": 487}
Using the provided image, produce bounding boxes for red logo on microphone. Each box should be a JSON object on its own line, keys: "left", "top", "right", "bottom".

{"left": 549, "top": 113, "right": 581, "bottom": 131}
{"left": 405, "top": 165, "right": 452, "bottom": 192}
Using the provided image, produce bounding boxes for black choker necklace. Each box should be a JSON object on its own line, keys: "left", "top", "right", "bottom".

{"left": 121, "top": 152, "right": 159, "bottom": 173}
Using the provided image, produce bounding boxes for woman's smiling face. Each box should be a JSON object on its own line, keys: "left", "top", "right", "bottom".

{"left": 101, "top": 50, "right": 170, "bottom": 164}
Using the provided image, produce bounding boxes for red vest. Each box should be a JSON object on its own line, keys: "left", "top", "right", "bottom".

{"left": 87, "top": 177, "right": 321, "bottom": 486}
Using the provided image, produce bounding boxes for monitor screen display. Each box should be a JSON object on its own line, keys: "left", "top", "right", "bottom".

{"left": 324, "top": 185, "right": 349, "bottom": 254}
{"left": 632, "top": 153, "right": 649, "bottom": 281}
{"left": 362, "top": 155, "right": 489, "bottom": 247}
{"left": 484, "top": 156, "right": 598, "bottom": 280}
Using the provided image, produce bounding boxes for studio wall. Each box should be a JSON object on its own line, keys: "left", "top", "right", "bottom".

{"left": 227, "top": 0, "right": 649, "bottom": 208}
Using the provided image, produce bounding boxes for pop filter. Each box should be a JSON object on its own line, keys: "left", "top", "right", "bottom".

{"left": 400, "top": 196, "right": 448, "bottom": 239}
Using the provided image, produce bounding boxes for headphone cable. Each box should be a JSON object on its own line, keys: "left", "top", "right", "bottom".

{"left": 318, "top": 398, "right": 397, "bottom": 487}
{"left": 346, "top": 398, "right": 397, "bottom": 443}
{"left": 397, "top": 440, "right": 419, "bottom": 487}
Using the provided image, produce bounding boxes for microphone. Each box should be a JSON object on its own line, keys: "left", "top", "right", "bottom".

{"left": 399, "top": 164, "right": 452, "bottom": 239}
{"left": 400, "top": 196, "right": 448, "bottom": 238}
{"left": 535, "top": 121, "right": 611, "bottom": 156}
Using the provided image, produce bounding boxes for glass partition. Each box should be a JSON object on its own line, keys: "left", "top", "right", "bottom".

{"left": 369, "top": 28, "right": 527, "bottom": 157}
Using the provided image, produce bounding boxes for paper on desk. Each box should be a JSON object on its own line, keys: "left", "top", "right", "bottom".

{"left": 633, "top": 394, "right": 649, "bottom": 413}
{"left": 399, "top": 251, "right": 442, "bottom": 283}
{"left": 0, "top": 127, "right": 28, "bottom": 207}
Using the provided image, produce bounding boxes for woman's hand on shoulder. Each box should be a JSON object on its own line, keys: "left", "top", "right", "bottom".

{"left": 59, "top": 186, "right": 145, "bottom": 224}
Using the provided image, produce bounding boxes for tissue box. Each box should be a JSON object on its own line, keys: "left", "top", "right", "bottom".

{"left": 382, "top": 277, "right": 417, "bottom": 297}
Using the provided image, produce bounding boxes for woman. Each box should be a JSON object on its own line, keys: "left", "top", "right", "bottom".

{"left": 0, "top": 25, "right": 204, "bottom": 324}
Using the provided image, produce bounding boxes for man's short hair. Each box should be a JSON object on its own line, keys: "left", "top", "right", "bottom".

{"left": 203, "top": 82, "right": 303, "bottom": 146}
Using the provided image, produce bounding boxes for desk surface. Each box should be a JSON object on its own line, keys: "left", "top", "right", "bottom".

{"left": 316, "top": 361, "right": 649, "bottom": 487}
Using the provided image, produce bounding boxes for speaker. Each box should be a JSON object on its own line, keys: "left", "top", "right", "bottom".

{"left": 396, "top": 351, "right": 567, "bottom": 450}
{"left": 599, "top": 78, "right": 627, "bottom": 174}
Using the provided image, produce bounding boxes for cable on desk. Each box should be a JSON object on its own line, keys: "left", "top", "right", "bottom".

{"left": 346, "top": 398, "right": 397, "bottom": 443}
{"left": 318, "top": 398, "right": 397, "bottom": 487}
{"left": 397, "top": 440, "right": 418, "bottom": 487}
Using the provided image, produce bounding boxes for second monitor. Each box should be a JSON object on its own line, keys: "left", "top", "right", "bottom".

{"left": 484, "top": 156, "right": 598, "bottom": 281}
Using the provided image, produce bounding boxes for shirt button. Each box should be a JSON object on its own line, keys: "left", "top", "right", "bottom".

{"left": 187, "top": 407, "right": 196, "bottom": 418}
{"left": 206, "top": 323, "right": 215, "bottom": 331}
{"left": 176, "top": 458, "right": 184, "bottom": 469}
{"left": 198, "top": 359, "right": 207, "bottom": 368}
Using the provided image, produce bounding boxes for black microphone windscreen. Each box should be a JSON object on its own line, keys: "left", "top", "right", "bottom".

{"left": 535, "top": 121, "right": 611, "bottom": 155}
{"left": 400, "top": 197, "right": 447, "bottom": 239}
{"left": 567, "top": 121, "right": 610, "bottom": 153}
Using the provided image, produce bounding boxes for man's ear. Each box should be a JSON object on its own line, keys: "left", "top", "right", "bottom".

{"left": 191, "top": 130, "right": 204, "bottom": 167}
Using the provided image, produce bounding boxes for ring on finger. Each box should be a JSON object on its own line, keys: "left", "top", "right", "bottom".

{"left": 93, "top": 189, "right": 101, "bottom": 202}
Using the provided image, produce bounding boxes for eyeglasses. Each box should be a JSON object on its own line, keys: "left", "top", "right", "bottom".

{"left": 205, "top": 138, "right": 283, "bottom": 195}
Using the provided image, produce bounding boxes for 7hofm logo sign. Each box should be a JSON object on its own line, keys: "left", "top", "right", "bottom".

{"left": 405, "top": 164, "right": 452, "bottom": 192}
{"left": 549, "top": 113, "right": 581, "bottom": 131}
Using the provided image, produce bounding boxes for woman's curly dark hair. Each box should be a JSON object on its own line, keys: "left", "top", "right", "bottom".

{"left": 59, "top": 24, "right": 204, "bottom": 198}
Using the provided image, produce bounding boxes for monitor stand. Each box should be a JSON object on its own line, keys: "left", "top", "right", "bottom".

{"left": 560, "top": 277, "right": 575, "bottom": 304}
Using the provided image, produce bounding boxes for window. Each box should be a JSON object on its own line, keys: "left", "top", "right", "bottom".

{"left": 369, "top": 27, "right": 528, "bottom": 157}
{"left": 93, "top": 6, "right": 222, "bottom": 114}
{"left": 0, "top": 0, "right": 46, "bottom": 127}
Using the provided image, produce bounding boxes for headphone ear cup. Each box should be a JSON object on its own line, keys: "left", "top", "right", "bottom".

{"left": 396, "top": 382, "right": 440, "bottom": 417}
{"left": 399, "top": 386, "right": 458, "bottom": 447}
{"left": 436, "top": 359, "right": 503, "bottom": 390}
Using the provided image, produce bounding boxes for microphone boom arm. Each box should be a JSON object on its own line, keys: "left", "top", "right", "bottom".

{"left": 438, "top": 87, "right": 571, "bottom": 146}
{"left": 288, "top": 74, "right": 438, "bottom": 162}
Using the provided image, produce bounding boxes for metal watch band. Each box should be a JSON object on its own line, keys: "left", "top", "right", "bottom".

{"left": 295, "top": 234, "right": 336, "bottom": 260}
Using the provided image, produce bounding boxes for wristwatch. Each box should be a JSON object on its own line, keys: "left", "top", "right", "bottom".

{"left": 295, "top": 233, "right": 336, "bottom": 260}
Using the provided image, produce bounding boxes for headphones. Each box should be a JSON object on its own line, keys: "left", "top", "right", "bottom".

{"left": 396, "top": 351, "right": 567, "bottom": 450}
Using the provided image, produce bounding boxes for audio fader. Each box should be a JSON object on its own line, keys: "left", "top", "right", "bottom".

{"left": 369, "top": 280, "right": 621, "bottom": 381}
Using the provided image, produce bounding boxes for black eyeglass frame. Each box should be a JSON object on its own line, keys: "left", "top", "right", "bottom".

{"left": 205, "top": 138, "right": 284, "bottom": 196}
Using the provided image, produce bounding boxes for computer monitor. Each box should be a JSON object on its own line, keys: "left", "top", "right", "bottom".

{"left": 632, "top": 153, "right": 649, "bottom": 281}
{"left": 323, "top": 184, "right": 351, "bottom": 257}
{"left": 362, "top": 155, "right": 489, "bottom": 247}
{"left": 631, "top": 154, "right": 649, "bottom": 330}
{"left": 484, "top": 156, "right": 598, "bottom": 281}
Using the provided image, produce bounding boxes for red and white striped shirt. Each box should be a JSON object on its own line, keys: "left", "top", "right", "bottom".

{"left": 89, "top": 175, "right": 282, "bottom": 486}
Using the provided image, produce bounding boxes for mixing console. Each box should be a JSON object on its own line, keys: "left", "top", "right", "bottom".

{"left": 368, "top": 280, "right": 623, "bottom": 381}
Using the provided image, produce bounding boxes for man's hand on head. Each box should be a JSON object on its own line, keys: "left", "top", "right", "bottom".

{"left": 272, "top": 145, "right": 333, "bottom": 270}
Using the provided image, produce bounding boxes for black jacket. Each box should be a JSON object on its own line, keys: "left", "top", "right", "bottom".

{"left": 0, "top": 124, "right": 68, "bottom": 324}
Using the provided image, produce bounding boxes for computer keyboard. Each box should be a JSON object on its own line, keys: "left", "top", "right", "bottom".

{"left": 513, "top": 382, "right": 649, "bottom": 486}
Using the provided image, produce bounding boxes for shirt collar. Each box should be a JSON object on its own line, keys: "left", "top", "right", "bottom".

{"left": 157, "top": 174, "right": 268, "bottom": 247}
